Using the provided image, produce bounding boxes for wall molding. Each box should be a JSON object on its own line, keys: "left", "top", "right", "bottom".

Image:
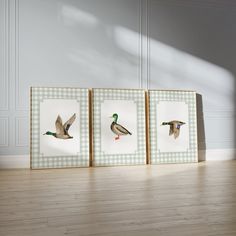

{"left": 137, "top": 0, "right": 150, "bottom": 90}
{"left": 139, "top": 0, "right": 142, "bottom": 89}
{"left": 0, "top": 0, "right": 9, "bottom": 111}
{"left": 139, "top": 0, "right": 149, "bottom": 89}
{"left": 14, "top": 0, "right": 23, "bottom": 111}
{"left": 0, "top": 149, "right": 234, "bottom": 168}
{"left": 15, "top": 116, "right": 28, "bottom": 147}
{"left": 8, "top": 0, "right": 26, "bottom": 111}
{"left": 0, "top": 116, "right": 9, "bottom": 147}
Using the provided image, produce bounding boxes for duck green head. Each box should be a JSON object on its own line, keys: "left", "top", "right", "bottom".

{"left": 111, "top": 113, "right": 118, "bottom": 123}
{"left": 43, "top": 131, "right": 56, "bottom": 137}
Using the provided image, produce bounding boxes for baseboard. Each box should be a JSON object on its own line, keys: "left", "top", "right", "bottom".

{"left": 0, "top": 150, "right": 235, "bottom": 168}
{"left": 0, "top": 155, "right": 30, "bottom": 168}
{"left": 199, "top": 149, "right": 236, "bottom": 161}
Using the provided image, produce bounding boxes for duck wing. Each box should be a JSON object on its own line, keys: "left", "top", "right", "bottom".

{"left": 115, "top": 123, "right": 132, "bottom": 135}
{"left": 63, "top": 113, "right": 76, "bottom": 134}
{"left": 173, "top": 122, "right": 181, "bottom": 139}
{"left": 174, "top": 127, "right": 180, "bottom": 139}
{"left": 168, "top": 121, "right": 184, "bottom": 138}
{"left": 169, "top": 123, "right": 174, "bottom": 136}
{"left": 55, "top": 115, "right": 64, "bottom": 135}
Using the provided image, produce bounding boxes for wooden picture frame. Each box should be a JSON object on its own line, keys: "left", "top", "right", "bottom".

{"left": 92, "top": 88, "right": 147, "bottom": 166}
{"left": 30, "top": 87, "right": 90, "bottom": 169}
{"left": 149, "top": 90, "right": 198, "bottom": 164}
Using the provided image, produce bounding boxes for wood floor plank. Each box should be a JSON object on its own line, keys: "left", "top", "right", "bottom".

{"left": 0, "top": 161, "right": 236, "bottom": 235}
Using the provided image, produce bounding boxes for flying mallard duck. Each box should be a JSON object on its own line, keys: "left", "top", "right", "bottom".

{"left": 43, "top": 113, "right": 76, "bottom": 139}
{"left": 110, "top": 113, "right": 132, "bottom": 140}
{"left": 161, "top": 120, "right": 185, "bottom": 139}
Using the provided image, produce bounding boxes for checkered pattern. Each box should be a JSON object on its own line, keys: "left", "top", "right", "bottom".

{"left": 149, "top": 90, "right": 198, "bottom": 164}
{"left": 31, "top": 87, "right": 90, "bottom": 169}
{"left": 93, "top": 89, "right": 146, "bottom": 166}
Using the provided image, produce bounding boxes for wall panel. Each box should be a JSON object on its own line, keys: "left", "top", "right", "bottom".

{"left": 15, "top": 117, "right": 28, "bottom": 147}
{"left": 148, "top": 0, "right": 236, "bottom": 150}
{"left": 0, "top": 117, "right": 9, "bottom": 147}
{"left": 0, "top": 0, "right": 236, "bottom": 159}
{"left": 0, "top": 0, "right": 9, "bottom": 110}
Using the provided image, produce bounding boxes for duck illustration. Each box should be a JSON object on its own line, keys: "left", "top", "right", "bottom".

{"left": 43, "top": 113, "right": 76, "bottom": 139}
{"left": 110, "top": 113, "right": 132, "bottom": 140}
{"left": 161, "top": 120, "right": 185, "bottom": 139}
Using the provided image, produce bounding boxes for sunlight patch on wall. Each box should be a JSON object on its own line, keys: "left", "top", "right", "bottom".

{"left": 114, "top": 25, "right": 234, "bottom": 110}
{"left": 114, "top": 26, "right": 140, "bottom": 57}
{"left": 60, "top": 5, "right": 98, "bottom": 27}
{"left": 67, "top": 48, "right": 139, "bottom": 87}
{"left": 149, "top": 38, "right": 234, "bottom": 110}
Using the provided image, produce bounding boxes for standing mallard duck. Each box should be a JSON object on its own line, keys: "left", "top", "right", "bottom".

{"left": 43, "top": 113, "right": 76, "bottom": 139}
{"left": 110, "top": 113, "right": 132, "bottom": 140}
{"left": 161, "top": 120, "right": 185, "bottom": 139}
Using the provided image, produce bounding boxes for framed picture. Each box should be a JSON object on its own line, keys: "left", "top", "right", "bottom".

{"left": 92, "top": 88, "right": 147, "bottom": 166}
{"left": 149, "top": 90, "right": 198, "bottom": 164}
{"left": 30, "top": 87, "right": 90, "bottom": 169}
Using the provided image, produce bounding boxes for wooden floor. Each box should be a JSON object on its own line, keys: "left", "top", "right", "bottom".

{"left": 1, "top": 161, "right": 236, "bottom": 236}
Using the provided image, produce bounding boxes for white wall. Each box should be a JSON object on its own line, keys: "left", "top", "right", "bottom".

{"left": 0, "top": 0, "right": 236, "bottom": 167}
{"left": 148, "top": 0, "right": 236, "bottom": 153}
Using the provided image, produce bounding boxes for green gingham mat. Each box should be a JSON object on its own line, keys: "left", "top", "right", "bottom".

{"left": 31, "top": 87, "right": 90, "bottom": 169}
{"left": 149, "top": 90, "right": 198, "bottom": 164}
{"left": 93, "top": 89, "right": 146, "bottom": 166}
